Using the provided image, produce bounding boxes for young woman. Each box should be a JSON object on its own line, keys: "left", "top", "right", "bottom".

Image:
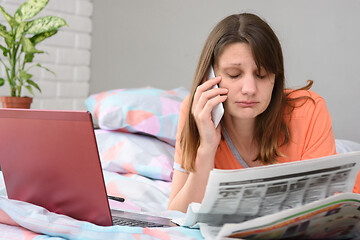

{"left": 167, "top": 13, "right": 360, "bottom": 213}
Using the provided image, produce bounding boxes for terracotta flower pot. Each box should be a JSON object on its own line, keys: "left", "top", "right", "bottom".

{"left": 0, "top": 96, "right": 33, "bottom": 109}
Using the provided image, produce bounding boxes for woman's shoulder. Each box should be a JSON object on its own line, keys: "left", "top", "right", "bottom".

{"left": 284, "top": 89, "right": 328, "bottom": 119}
{"left": 285, "top": 89, "right": 323, "bottom": 101}
{"left": 177, "top": 95, "right": 191, "bottom": 124}
{"left": 182, "top": 95, "right": 190, "bottom": 104}
{"left": 180, "top": 95, "right": 191, "bottom": 112}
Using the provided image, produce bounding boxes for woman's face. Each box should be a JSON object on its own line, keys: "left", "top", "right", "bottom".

{"left": 215, "top": 42, "right": 275, "bottom": 121}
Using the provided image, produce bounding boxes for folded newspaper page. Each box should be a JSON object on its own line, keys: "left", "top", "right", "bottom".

{"left": 211, "top": 192, "right": 360, "bottom": 240}
{"left": 173, "top": 151, "right": 360, "bottom": 232}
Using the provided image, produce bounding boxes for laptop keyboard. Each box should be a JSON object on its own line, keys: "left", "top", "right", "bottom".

{"left": 112, "top": 216, "right": 165, "bottom": 228}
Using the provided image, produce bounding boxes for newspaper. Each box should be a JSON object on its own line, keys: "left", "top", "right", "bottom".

{"left": 199, "top": 192, "right": 360, "bottom": 240}
{"left": 172, "top": 152, "right": 360, "bottom": 239}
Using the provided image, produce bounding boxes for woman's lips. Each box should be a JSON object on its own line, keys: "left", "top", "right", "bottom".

{"left": 236, "top": 101, "right": 259, "bottom": 108}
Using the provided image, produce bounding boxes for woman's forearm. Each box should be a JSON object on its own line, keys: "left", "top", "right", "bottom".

{"left": 168, "top": 146, "right": 216, "bottom": 212}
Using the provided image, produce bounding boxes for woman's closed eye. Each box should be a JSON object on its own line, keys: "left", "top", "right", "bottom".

{"left": 256, "top": 67, "right": 269, "bottom": 79}
{"left": 256, "top": 74, "right": 267, "bottom": 79}
{"left": 228, "top": 73, "right": 267, "bottom": 79}
{"left": 226, "top": 70, "right": 242, "bottom": 79}
{"left": 228, "top": 74, "right": 241, "bottom": 79}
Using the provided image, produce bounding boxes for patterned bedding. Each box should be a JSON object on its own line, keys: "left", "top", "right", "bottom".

{"left": 0, "top": 170, "right": 202, "bottom": 240}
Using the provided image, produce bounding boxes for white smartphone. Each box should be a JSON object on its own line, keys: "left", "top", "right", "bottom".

{"left": 208, "top": 66, "right": 224, "bottom": 128}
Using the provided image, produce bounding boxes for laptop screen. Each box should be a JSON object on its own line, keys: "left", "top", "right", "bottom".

{"left": 0, "top": 109, "right": 113, "bottom": 226}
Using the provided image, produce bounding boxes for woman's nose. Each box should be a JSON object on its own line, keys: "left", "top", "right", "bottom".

{"left": 241, "top": 74, "right": 257, "bottom": 95}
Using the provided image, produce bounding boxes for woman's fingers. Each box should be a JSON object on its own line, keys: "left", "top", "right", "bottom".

{"left": 193, "top": 77, "right": 227, "bottom": 113}
{"left": 192, "top": 76, "right": 228, "bottom": 129}
{"left": 197, "top": 87, "right": 228, "bottom": 111}
{"left": 196, "top": 76, "right": 222, "bottom": 94}
{"left": 193, "top": 77, "right": 221, "bottom": 106}
{"left": 196, "top": 94, "right": 227, "bottom": 123}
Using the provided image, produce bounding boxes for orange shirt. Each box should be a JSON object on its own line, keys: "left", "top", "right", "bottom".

{"left": 174, "top": 90, "right": 360, "bottom": 193}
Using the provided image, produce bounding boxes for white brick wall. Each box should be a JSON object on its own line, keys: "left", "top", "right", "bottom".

{"left": 0, "top": 0, "right": 93, "bottom": 110}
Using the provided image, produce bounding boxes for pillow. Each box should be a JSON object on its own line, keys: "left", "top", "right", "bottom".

{"left": 95, "top": 129, "right": 175, "bottom": 181}
{"left": 335, "top": 139, "right": 360, "bottom": 153}
{"left": 86, "top": 87, "right": 189, "bottom": 146}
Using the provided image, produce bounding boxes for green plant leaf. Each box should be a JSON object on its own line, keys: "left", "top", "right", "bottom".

{"left": 0, "top": 23, "right": 6, "bottom": 35}
{"left": 27, "top": 79, "right": 41, "bottom": 92}
{"left": 25, "top": 85, "right": 35, "bottom": 96}
{"left": 24, "top": 52, "right": 35, "bottom": 63}
{"left": 26, "top": 16, "right": 67, "bottom": 35}
{"left": 30, "top": 30, "right": 57, "bottom": 45}
{"left": 4, "top": 36, "right": 14, "bottom": 48}
{"left": 0, "top": 44, "right": 9, "bottom": 56}
{"left": 0, "top": 6, "right": 19, "bottom": 27}
{"left": 36, "top": 63, "right": 55, "bottom": 76}
{"left": 0, "top": 77, "right": 4, "bottom": 86}
{"left": 19, "top": 69, "right": 32, "bottom": 81}
{"left": 0, "top": 23, "right": 9, "bottom": 38}
{"left": 14, "top": 0, "right": 49, "bottom": 22}
{"left": 15, "top": 21, "right": 32, "bottom": 40}
{"left": 0, "top": 25, "right": 13, "bottom": 49}
{"left": 20, "top": 36, "right": 43, "bottom": 54}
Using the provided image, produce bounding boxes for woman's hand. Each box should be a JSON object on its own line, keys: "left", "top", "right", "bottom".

{"left": 168, "top": 76, "right": 228, "bottom": 213}
{"left": 192, "top": 76, "right": 228, "bottom": 150}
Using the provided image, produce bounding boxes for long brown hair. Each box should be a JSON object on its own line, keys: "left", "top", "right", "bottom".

{"left": 181, "top": 13, "right": 311, "bottom": 172}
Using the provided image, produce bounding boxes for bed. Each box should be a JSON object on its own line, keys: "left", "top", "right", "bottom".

{"left": 0, "top": 86, "right": 359, "bottom": 240}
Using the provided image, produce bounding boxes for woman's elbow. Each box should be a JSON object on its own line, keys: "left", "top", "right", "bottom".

{"left": 167, "top": 200, "right": 187, "bottom": 213}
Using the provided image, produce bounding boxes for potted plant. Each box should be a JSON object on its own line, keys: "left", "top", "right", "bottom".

{"left": 0, "top": 0, "right": 67, "bottom": 108}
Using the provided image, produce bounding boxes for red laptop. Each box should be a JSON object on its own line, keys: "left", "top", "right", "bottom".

{"left": 0, "top": 108, "right": 174, "bottom": 227}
